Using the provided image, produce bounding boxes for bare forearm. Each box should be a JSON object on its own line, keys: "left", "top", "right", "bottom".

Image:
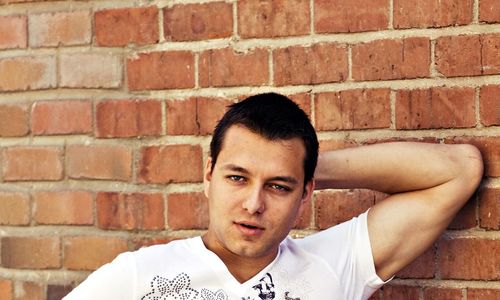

{"left": 314, "top": 142, "right": 483, "bottom": 194}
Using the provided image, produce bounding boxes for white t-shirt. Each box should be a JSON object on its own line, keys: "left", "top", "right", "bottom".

{"left": 64, "top": 211, "right": 387, "bottom": 300}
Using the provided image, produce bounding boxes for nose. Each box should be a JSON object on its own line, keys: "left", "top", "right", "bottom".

{"left": 242, "top": 185, "right": 265, "bottom": 214}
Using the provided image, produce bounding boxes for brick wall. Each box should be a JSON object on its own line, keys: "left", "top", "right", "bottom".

{"left": 0, "top": 0, "right": 498, "bottom": 299}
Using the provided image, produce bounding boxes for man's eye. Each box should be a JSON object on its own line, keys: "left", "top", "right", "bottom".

{"left": 227, "top": 175, "right": 245, "bottom": 182}
{"left": 269, "top": 184, "right": 290, "bottom": 192}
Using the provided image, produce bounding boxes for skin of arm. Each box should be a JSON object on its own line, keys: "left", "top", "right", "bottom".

{"left": 314, "top": 142, "right": 484, "bottom": 281}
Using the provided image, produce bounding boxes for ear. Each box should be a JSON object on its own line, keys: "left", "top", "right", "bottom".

{"left": 203, "top": 157, "right": 213, "bottom": 198}
{"left": 295, "top": 180, "right": 315, "bottom": 225}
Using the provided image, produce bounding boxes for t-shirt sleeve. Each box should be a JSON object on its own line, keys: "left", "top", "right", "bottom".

{"left": 296, "top": 210, "right": 389, "bottom": 300}
{"left": 63, "top": 251, "right": 136, "bottom": 300}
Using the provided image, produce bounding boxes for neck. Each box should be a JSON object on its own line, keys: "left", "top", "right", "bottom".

{"left": 201, "top": 234, "right": 278, "bottom": 283}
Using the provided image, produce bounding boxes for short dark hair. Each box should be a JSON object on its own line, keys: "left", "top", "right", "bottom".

{"left": 210, "top": 93, "right": 318, "bottom": 184}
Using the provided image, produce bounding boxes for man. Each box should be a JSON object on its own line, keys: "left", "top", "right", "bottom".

{"left": 65, "top": 93, "right": 483, "bottom": 299}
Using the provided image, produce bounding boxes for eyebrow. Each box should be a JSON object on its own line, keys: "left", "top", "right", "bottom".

{"left": 221, "top": 164, "right": 299, "bottom": 185}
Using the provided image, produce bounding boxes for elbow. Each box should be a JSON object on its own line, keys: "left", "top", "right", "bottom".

{"left": 457, "top": 144, "right": 484, "bottom": 189}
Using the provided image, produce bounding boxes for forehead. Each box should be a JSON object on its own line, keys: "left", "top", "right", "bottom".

{"left": 216, "top": 125, "right": 306, "bottom": 177}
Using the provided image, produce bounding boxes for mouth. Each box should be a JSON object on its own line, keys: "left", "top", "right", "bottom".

{"left": 235, "top": 221, "right": 265, "bottom": 235}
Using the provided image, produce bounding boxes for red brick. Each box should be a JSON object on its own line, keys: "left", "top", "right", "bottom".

{"left": 0, "top": 55, "right": 56, "bottom": 91}
{"left": 435, "top": 35, "right": 481, "bottom": 77}
{"left": 352, "top": 38, "right": 430, "bottom": 81}
{"left": 199, "top": 48, "right": 269, "bottom": 87}
{"left": 127, "top": 51, "right": 194, "bottom": 91}
{"left": 29, "top": 11, "right": 91, "bottom": 47}
{"left": 288, "top": 93, "right": 312, "bottom": 117}
{"left": 396, "top": 246, "right": 435, "bottom": 278}
{"left": 238, "top": 0, "right": 309, "bottom": 38}
{"left": 1, "top": 237, "right": 60, "bottom": 269}
{"left": 63, "top": 236, "right": 128, "bottom": 271}
{"left": 315, "top": 189, "right": 382, "bottom": 229}
{"left": 31, "top": 100, "right": 92, "bottom": 135}
{"left": 97, "top": 192, "right": 164, "bottom": 230}
{"left": 0, "top": 15, "right": 27, "bottom": 49}
{"left": 0, "top": 280, "right": 12, "bottom": 300}
{"left": 382, "top": 285, "right": 420, "bottom": 299}
{"left": 96, "top": 99, "right": 162, "bottom": 138}
{"left": 0, "top": 192, "right": 30, "bottom": 225}
{"left": 445, "top": 137, "right": 499, "bottom": 177}
{"left": 2, "top": 147, "right": 63, "bottom": 181}
{"left": 315, "top": 0, "right": 389, "bottom": 33}
{"left": 394, "top": 0, "right": 473, "bottom": 29}
{"left": 438, "top": 238, "right": 499, "bottom": 280}
{"left": 480, "top": 85, "right": 500, "bottom": 126}
{"left": 60, "top": 52, "right": 122, "bottom": 88}
{"left": 448, "top": 196, "right": 477, "bottom": 229}
{"left": 480, "top": 0, "right": 500, "bottom": 23}
{"left": 167, "top": 192, "right": 209, "bottom": 230}
{"left": 14, "top": 281, "right": 43, "bottom": 300}
{"left": 395, "top": 87, "right": 476, "bottom": 129}
{"left": 66, "top": 144, "right": 132, "bottom": 181}
{"left": 478, "top": 188, "right": 499, "bottom": 230}
{"left": 95, "top": 6, "right": 158, "bottom": 46}
{"left": 273, "top": 43, "right": 348, "bottom": 86}
{"left": 423, "top": 287, "right": 462, "bottom": 300}
{"left": 33, "top": 191, "right": 93, "bottom": 225}
{"left": 138, "top": 144, "right": 203, "bottom": 184}
{"left": 46, "top": 285, "right": 73, "bottom": 300}
{"left": 319, "top": 139, "right": 358, "bottom": 152}
{"left": 197, "top": 97, "right": 232, "bottom": 135}
{"left": 315, "top": 89, "right": 391, "bottom": 131}
{"left": 482, "top": 34, "right": 500, "bottom": 75}
{"left": 164, "top": 2, "right": 232, "bottom": 41}
{"left": 0, "top": 104, "right": 29, "bottom": 137}
{"left": 467, "top": 289, "right": 500, "bottom": 300}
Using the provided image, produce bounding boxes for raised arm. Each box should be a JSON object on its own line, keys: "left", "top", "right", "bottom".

{"left": 315, "top": 142, "right": 483, "bottom": 281}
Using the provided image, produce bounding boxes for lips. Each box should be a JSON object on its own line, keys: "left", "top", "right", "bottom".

{"left": 235, "top": 221, "right": 265, "bottom": 236}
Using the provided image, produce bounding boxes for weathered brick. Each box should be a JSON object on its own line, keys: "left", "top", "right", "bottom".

{"left": 166, "top": 97, "right": 232, "bottom": 135}
{"left": 0, "top": 55, "right": 56, "bottom": 91}
{"left": 138, "top": 144, "right": 203, "bottom": 184}
{"left": 95, "top": 6, "right": 158, "bottom": 46}
{"left": 315, "top": 89, "right": 391, "bottom": 131}
{"left": 315, "top": 0, "right": 389, "bottom": 33}
{"left": 352, "top": 38, "right": 430, "bottom": 81}
{"left": 127, "top": 51, "right": 194, "bottom": 91}
{"left": 448, "top": 196, "right": 477, "bottom": 229}
{"left": 382, "top": 285, "right": 420, "bottom": 299}
{"left": 0, "top": 104, "right": 29, "bottom": 137}
{"left": 445, "top": 137, "right": 499, "bottom": 177}
{"left": 396, "top": 246, "right": 435, "bottom": 278}
{"left": 1, "top": 237, "right": 60, "bottom": 269}
{"left": 467, "top": 288, "right": 500, "bottom": 300}
{"left": 97, "top": 192, "right": 164, "bottom": 230}
{"left": 480, "top": 0, "right": 500, "bottom": 23}
{"left": 435, "top": 35, "right": 481, "bottom": 77}
{"left": 63, "top": 236, "right": 128, "bottom": 271}
{"left": 395, "top": 87, "right": 476, "bottom": 129}
{"left": 315, "top": 189, "right": 386, "bottom": 229}
{"left": 33, "top": 191, "right": 93, "bottom": 225}
{"left": 482, "top": 33, "right": 500, "bottom": 75}
{"left": 478, "top": 188, "right": 499, "bottom": 230}
{"left": 238, "top": 0, "right": 309, "bottom": 38}
{"left": 46, "top": 285, "right": 73, "bottom": 300}
{"left": 29, "top": 10, "right": 91, "bottom": 47}
{"left": 288, "top": 93, "right": 312, "bottom": 117}
{"left": 273, "top": 43, "right": 348, "bottom": 86}
{"left": 438, "top": 238, "right": 499, "bottom": 280}
{"left": 394, "top": 0, "right": 473, "bottom": 29}
{"left": 199, "top": 48, "right": 269, "bottom": 87}
{"left": 0, "top": 15, "right": 27, "bottom": 49}
{"left": 0, "top": 192, "right": 30, "bottom": 225}
{"left": 31, "top": 100, "right": 92, "bottom": 135}
{"left": 167, "top": 192, "right": 209, "bottom": 230}
{"left": 164, "top": 2, "right": 232, "bottom": 41}
{"left": 14, "top": 281, "right": 44, "bottom": 300}
{"left": 480, "top": 85, "right": 500, "bottom": 126}
{"left": 96, "top": 99, "right": 162, "bottom": 138}
{"left": 423, "top": 288, "right": 462, "bottom": 300}
{"left": 0, "top": 279, "right": 12, "bottom": 300}
{"left": 3, "top": 147, "right": 63, "bottom": 181}
{"left": 60, "top": 52, "right": 122, "bottom": 88}
{"left": 66, "top": 144, "right": 132, "bottom": 181}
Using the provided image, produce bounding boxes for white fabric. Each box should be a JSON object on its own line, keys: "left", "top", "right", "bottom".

{"left": 64, "top": 211, "right": 387, "bottom": 300}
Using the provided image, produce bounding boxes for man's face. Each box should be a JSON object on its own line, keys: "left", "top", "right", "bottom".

{"left": 203, "top": 125, "right": 313, "bottom": 260}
